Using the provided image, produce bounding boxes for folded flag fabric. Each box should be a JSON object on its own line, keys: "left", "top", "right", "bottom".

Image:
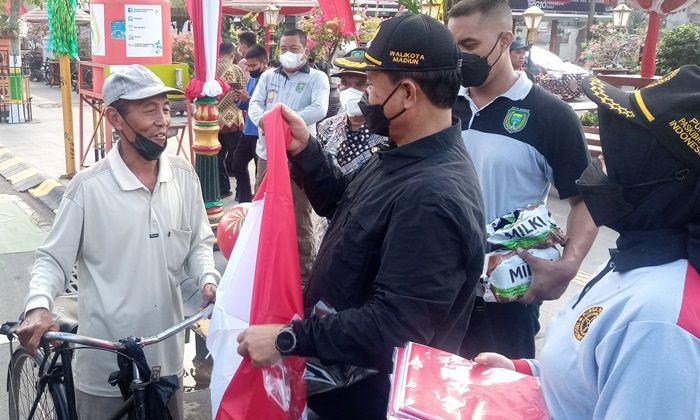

{"left": 207, "top": 103, "right": 306, "bottom": 419}
{"left": 389, "top": 342, "right": 549, "bottom": 420}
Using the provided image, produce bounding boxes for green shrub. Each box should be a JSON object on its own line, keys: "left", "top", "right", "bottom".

{"left": 579, "top": 111, "right": 598, "bottom": 127}
{"left": 656, "top": 23, "right": 700, "bottom": 76}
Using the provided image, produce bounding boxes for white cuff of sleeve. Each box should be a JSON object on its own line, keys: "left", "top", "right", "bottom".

{"left": 200, "top": 273, "right": 220, "bottom": 289}
{"left": 25, "top": 296, "right": 51, "bottom": 314}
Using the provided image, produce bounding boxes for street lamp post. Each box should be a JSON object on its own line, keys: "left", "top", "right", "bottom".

{"left": 263, "top": 5, "right": 280, "bottom": 56}
{"left": 522, "top": 6, "right": 545, "bottom": 46}
{"left": 522, "top": 6, "right": 544, "bottom": 75}
{"left": 612, "top": 3, "right": 632, "bottom": 30}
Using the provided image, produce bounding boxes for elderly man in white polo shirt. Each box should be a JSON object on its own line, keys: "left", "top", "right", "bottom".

{"left": 17, "top": 65, "right": 220, "bottom": 420}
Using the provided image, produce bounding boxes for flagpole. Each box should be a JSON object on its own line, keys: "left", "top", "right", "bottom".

{"left": 47, "top": 0, "right": 78, "bottom": 177}
{"left": 58, "top": 54, "right": 76, "bottom": 176}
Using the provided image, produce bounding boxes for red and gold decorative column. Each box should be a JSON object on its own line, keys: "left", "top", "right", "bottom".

{"left": 192, "top": 97, "right": 224, "bottom": 226}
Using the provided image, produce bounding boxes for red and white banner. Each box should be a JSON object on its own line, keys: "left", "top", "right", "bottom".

{"left": 207, "top": 104, "right": 306, "bottom": 419}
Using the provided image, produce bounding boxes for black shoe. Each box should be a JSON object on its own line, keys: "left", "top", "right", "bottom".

{"left": 221, "top": 190, "right": 233, "bottom": 198}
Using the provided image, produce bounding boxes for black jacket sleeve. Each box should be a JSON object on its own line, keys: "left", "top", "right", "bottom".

{"left": 291, "top": 191, "right": 476, "bottom": 372}
{"left": 290, "top": 137, "right": 353, "bottom": 218}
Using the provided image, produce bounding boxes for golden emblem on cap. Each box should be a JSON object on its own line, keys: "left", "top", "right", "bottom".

{"left": 335, "top": 57, "right": 369, "bottom": 69}
{"left": 590, "top": 78, "right": 635, "bottom": 118}
{"left": 573, "top": 306, "right": 603, "bottom": 341}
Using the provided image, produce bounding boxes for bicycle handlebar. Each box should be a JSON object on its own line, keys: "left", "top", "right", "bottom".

{"left": 42, "top": 304, "right": 213, "bottom": 350}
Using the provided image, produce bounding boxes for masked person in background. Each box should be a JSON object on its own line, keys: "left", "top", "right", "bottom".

{"left": 476, "top": 65, "right": 700, "bottom": 420}
{"left": 447, "top": 0, "right": 598, "bottom": 360}
{"left": 248, "top": 28, "right": 329, "bottom": 286}
{"left": 318, "top": 48, "right": 392, "bottom": 175}
{"left": 233, "top": 44, "right": 268, "bottom": 203}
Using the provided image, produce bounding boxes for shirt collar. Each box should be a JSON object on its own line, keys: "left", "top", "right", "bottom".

{"left": 459, "top": 71, "right": 533, "bottom": 102}
{"left": 377, "top": 119, "right": 462, "bottom": 174}
{"left": 107, "top": 142, "right": 174, "bottom": 191}
{"left": 274, "top": 63, "right": 311, "bottom": 78}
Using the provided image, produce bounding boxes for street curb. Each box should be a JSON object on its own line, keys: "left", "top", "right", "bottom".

{"left": 0, "top": 142, "right": 64, "bottom": 213}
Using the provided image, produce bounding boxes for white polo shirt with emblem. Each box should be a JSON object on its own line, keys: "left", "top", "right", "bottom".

{"left": 248, "top": 64, "right": 330, "bottom": 160}
{"left": 25, "top": 145, "right": 220, "bottom": 397}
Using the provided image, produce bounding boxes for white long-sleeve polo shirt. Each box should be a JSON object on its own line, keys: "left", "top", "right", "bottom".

{"left": 248, "top": 64, "right": 330, "bottom": 160}
{"left": 25, "top": 145, "right": 220, "bottom": 397}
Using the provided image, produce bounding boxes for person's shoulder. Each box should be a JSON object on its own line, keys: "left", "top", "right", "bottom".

{"left": 526, "top": 84, "right": 575, "bottom": 113}
{"left": 318, "top": 113, "right": 345, "bottom": 129}
{"left": 308, "top": 68, "right": 330, "bottom": 83}
{"left": 616, "top": 260, "right": 695, "bottom": 323}
{"left": 63, "top": 158, "right": 112, "bottom": 200}
{"left": 167, "top": 154, "right": 197, "bottom": 176}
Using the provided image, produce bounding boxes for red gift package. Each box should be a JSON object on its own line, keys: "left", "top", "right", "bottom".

{"left": 388, "top": 342, "right": 549, "bottom": 420}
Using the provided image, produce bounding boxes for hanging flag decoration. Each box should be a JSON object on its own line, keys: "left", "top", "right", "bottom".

{"left": 185, "top": 0, "right": 229, "bottom": 99}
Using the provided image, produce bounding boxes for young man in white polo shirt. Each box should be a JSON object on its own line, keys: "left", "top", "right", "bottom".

{"left": 17, "top": 65, "right": 220, "bottom": 420}
{"left": 248, "top": 28, "right": 330, "bottom": 285}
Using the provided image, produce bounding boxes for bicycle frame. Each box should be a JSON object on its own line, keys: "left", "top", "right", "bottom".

{"left": 7, "top": 304, "right": 213, "bottom": 420}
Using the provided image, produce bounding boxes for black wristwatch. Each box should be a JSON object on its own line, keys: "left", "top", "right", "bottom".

{"left": 275, "top": 324, "right": 297, "bottom": 356}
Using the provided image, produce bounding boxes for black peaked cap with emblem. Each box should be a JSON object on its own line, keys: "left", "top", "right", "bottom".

{"left": 582, "top": 65, "right": 700, "bottom": 172}
{"left": 331, "top": 48, "right": 369, "bottom": 78}
{"left": 335, "top": 13, "right": 461, "bottom": 72}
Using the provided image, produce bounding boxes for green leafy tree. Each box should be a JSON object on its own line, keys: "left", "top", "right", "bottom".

{"left": 656, "top": 23, "right": 700, "bottom": 76}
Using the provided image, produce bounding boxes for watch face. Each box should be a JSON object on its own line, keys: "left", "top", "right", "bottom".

{"left": 276, "top": 330, "right": 295, "bottom": 353}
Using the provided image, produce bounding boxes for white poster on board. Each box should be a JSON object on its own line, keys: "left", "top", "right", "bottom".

{"left": 90, "top": 4, "right": 105, "bottom": 56}
{"left": 125, "top": 4, "right": 163, "bottom": 57}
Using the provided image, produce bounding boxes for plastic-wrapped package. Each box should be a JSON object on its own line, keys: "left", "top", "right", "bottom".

{"left": 482, "top": 247, "right": 561, "bottom": 303}
{"left": 388, "top": 342, "right": 549, "bottom": 420}
{"left": 486, "top": 203, "right": 567, "bottom": 250}
{"left": 303, "top": 300, "right": 378, "bottom": 396}
{"left": 479, "top": 203, "right": 567, "bottom": 302}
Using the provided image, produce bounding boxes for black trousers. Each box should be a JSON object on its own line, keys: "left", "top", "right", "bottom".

{"left": 231, "top": 134, "right": 258, "bottom": 203}
{"left": 308, "top": 373, "right": 390, "bottom": 420}
{"left": 218, "top": 131, "right": 241, "bottom": 194}
{"left": 460, "top": 298, "right": 541, "bottom": 359}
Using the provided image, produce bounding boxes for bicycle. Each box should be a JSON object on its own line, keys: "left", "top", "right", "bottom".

{"left": 2, "top": 303, "right": 213, "bottom": 420}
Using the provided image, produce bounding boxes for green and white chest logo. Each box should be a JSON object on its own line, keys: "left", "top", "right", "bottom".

{"left": 295, "top": 82, "right": 307, "bottom": 93}
{"left": 503, "top": 107, "right": 530, "bottom": 133}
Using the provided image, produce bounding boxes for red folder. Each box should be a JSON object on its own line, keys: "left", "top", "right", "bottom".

{"left": 388, "top": 342, "right": 549, "bottom": 420}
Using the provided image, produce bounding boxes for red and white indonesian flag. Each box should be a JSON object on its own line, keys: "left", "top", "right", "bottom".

{"left": 207, "top": 104, "right": 306, "bottom": 419}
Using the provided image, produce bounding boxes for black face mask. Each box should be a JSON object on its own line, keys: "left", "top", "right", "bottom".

{"left": 460, "top": 34, "right": 504, "bottom": 87}
{"left": 249, "top": 69, "right": 263, "bottom": 79}
{"left": 358, "top": 83, "right": 406, "bottom": 137}
{"left": 576, "top": 158, "right": 691, "bottom": 229}
{"left": 119, "top": 114, "right": 167, "bottom": 161}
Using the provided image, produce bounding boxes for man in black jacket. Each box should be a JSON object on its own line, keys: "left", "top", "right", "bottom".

{"left": 237, "top": 13, "right": 485, "bottom": 419}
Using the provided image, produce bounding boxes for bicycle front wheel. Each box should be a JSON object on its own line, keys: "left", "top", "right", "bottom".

{"left": 8, "top": 347, "right": 69, "bottom": 420}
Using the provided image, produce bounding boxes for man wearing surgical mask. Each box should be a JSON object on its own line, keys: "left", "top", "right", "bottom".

{"left": 317, "top": 48, "right": 391, "bottom": 175}
{"left": 447, "top": 0, "right": 597, "bottom": 361}
{"left": 248, "top": 28, "right": 330, "bottom": 285}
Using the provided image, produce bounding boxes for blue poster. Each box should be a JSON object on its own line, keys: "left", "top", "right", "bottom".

{"left": 111, "top": 20, "right": 126, "bottom": 40}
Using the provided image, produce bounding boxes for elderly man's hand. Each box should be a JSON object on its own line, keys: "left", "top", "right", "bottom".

{"left": 16, "top": 308, "right": 60, "bottom": 357}
{"left": 516, "top": 250, "right": 577, "bottom": 304}
{"left": 200, "top": 283, "right": 217, "bottom": 309}
{"left": 237, "top": 324, "right": 285, "bottom": 368}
